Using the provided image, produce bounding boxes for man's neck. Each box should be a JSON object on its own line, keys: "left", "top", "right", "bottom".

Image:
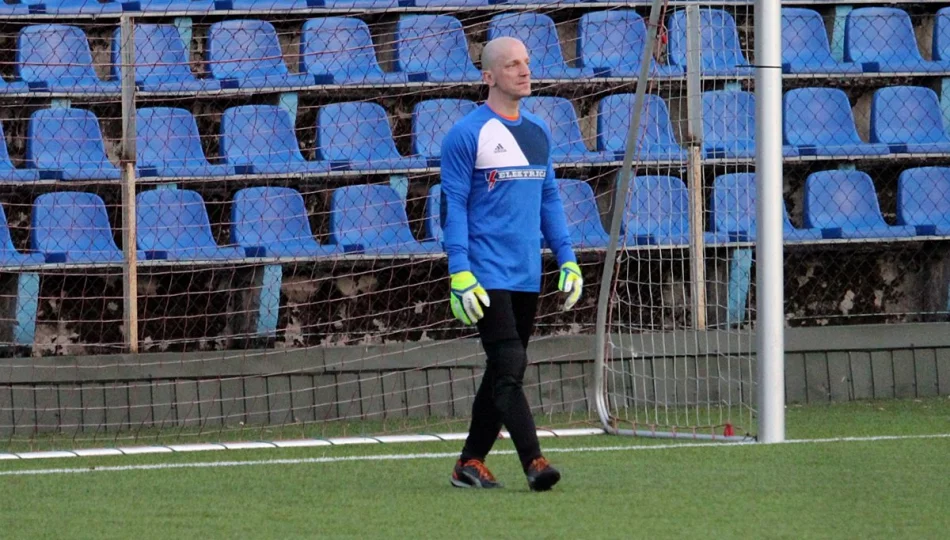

{"left": 486, "top": 93, "right": 521, "bottom": 120}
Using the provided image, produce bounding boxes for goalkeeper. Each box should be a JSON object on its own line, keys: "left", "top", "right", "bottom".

{"left": 441, "top": 36, "right": 582, "bottom": 492}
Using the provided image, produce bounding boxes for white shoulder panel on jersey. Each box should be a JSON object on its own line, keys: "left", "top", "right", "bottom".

{"left": 474, "top": 118, "right": 530, "bottom": 169}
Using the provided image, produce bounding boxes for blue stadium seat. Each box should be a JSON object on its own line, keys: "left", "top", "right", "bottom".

{"left": 232, "top": 187, "right": 344, "bottom": 258}
{"left": 712, "top": 173, "right": 823, "bottom": 242}
{"left": 0, "top": 122, "right": 40, "bottom": 183}
{"left": 624, "top": 176, "right": 730, "bottom": 246}
{"left": 301, "top": 18, "right": 413, "bottom": 85}
{"left": 577, "top": 10, "right": 682, "bottom": 77}
{"left": 230, "top": 0, "right": 308, "bottom": 9}
{"left": 702, "top": 91, "right": 799, "bottom": 159}
{"left": 18, "top": 25, "right": 121, "bottom": 94}
{"left": 933, "top": 8, "right": 950, "bottom": 63}
{"left": 130, "top": 0, "right": 217, "bottom": 13}
{"left": 845, "top": 8, "right": 950, "bottom": 73}
{"left": 137, "top": 189, "right": 245, "bottom": 261}
{"left": 783, "top": 88, "right": 889, "bottom": 157}
{"left": 521, "top": 97, "right": 612, "bottom": 164}
{"left": 871, "top": 86, "right": 950, "bottom": 154}
{"left": 488, "top": 13, "right": 596, "bottom": 79}
{"left": 0, "top": 3, "right": 28, "bottom": 15}
{"left": 395, "top": 16, "right": 480, "bottom": 83}
{"left": 112, "top": 25, "right": 220, "bottom": 93}
{"left": 804, "top": 170, "right": 917, "bottom": 239}
{"left": 412, "top": 99, "right": 478, "bottom": 166}
{"left": 208, "top": 20, "right": 311, "bottom": 89}
{"left": 596, "top": 93, "right": 688, "bottom": 162}
{"left": 31, "top": 192, "right": 135, "bottom": 264}
{"left": 27, "top": 108, "right": 121, "bottom": 181}
{"left": 668, "top": 9, "right": 753, "bottom": 76}
{"left": 324, "top": 0, "right": 488, "bottom": 7}
{"left": 425, "top": 184, "right": 442, "bottom": 244}
{"left": 0, "top": 204, "right": 45, "bottom": 267}
{"left": 221, "top": 105, "right": 334, "bottom": 175}
{"left": 897, "top": 167, "right": 950, "bottom": 235}
{"left": 316, "top": 102, "right": 426, "bottom": 171}
{"left": 782, "top": 8, "right": 862, "bottom": 74}
{"left": 137, "top": 108, "right": 233, "bottom": 179}
{"left": 21, "top": 0, "right": 122, "bottom": 15}
{"left": 330, "top": 184, "right": 441, "bottom": 255}
{"left": 557, "top": 179, "right": 609, "bottom": 249}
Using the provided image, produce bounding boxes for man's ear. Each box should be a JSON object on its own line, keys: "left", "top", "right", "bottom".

{"left": 482, "top": 71, "right": 494, "bottom": 87}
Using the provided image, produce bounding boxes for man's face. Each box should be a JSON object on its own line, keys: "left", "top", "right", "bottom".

{"left": 485, "top": 43, "right": 531, "bottom": 99}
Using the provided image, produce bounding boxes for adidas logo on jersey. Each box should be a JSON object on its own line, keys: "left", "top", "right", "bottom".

{"left": 494, "top": 143, "right": 506, "bottom": 154}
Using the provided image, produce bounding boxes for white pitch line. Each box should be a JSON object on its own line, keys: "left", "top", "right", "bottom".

{"left": 0, "top": 433, "right": 948, "bottom": 477}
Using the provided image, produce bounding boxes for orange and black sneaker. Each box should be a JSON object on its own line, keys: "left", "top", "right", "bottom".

{"left": 450, "top": 458, "right": 502, "bottom": 489}
{"left": 525, "top": 456, "right": 560, "bottom": 492}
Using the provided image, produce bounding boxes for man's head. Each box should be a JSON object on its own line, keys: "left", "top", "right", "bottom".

{"left": 481, "top": 37, "right": 531, "bottom": 100}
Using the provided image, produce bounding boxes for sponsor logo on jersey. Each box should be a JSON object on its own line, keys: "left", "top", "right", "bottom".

{"left": 484, "top": 168, "right": 546, "bottom": 191}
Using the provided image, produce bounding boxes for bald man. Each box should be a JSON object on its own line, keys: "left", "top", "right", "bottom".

{"left": 442, "top": 37, "right": 582, "bottom": 491}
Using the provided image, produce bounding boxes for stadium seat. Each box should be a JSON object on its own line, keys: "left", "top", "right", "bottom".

{"left": 220, "top": 105, "right": 335, "bottom": 175}
{"left": 702, "top": 91, "right": 799, "bottom": 159}
{"left": 301, "top": 18, "right": 414, "bottom": 85}
{"left": 0, "top": 122, "right": 40, "bottom": 183}
{"left": 783, "top": 88, "right": 889, "bottom": 157}
{"left": 488, "top": 13, "right": 596, "bottom": 79}
{"left": 18, "top": 25, "right": 121, "bottom": 94}
{"left": 521, "top": 97, "right": 612, "bottom": 164}
{"left": 668, "top": 9, "right": 753, "bottom": 76}
{"left": 425, "top": 184, "right": 442, "bottom": 243}
{"left": 577, "top": 10, "right": 683, "bottom": 77}
{"left": 329, "top": 184, "right": 441, "bottom": 255}
{"left": 412, "top": 99, "right": 478, "bottom": 166}
{"left": 0, "top": 3, "right": 28, "bottom": 15}
{"left": 20, "top": 0, "right": 122, "bottom": 15}
{"left": 870, "top": 86, "right": 950, "bottom": 154}
{"left": 625, "top": 176, "right": 731, "bottom": 246}
{"left": 232, "top": 187, "right": 344, "bottom": 258}
{"left": 137, "top": 108, "right": 233, "bottom": 179}
{"left": 230, "top": 0, "right": 309, "bottom": 9}
{"left": 27, "top": 108, "right": 121, "bottom": 181}
{"left": 395, "top": 16, "right": 481, "bottom": 83}
{"left": 111, "top": 25, "right": 221, "bottom": 93}
{"left": 324, "top": 0, "right": 488, "bottom": 6}
{"left": 131, "top": 0, "right": 217, "bottom": 13}
{"left": 712, "top": 173, "right": 823, "bottom": 242}
{"left": 933, "top": 8, "right": 950, "bottom": 63}
{"left": 31, "top": 192, "right": 134, "bottom": 264}
{"left": 781, "top": 8, "right": 862, "bottom": 74}
{"left": 316, "top": 102, "right": 426, "bottom": 171}
{"left": 897, "top": 167, "right": 950, "bottom": 235}
{"left": 804, "top": 170, "right": 917, "bottom": 239}
{"left": 137, "top": 189, "right": 245, "bottom": 261}
{"left": 596, "top": 93, "right": 688, "bottom": 162}
{"left": 207, "top": 20, "right": 311, "bottom": 89}
{"left": 557, "top": 179, "right": 609, "bottom": 249}
{"left": 0, "top": 204, "right": 45, "bottom": 267}
{"left": 845, "top": 8, "right": 950, "bottom": 73}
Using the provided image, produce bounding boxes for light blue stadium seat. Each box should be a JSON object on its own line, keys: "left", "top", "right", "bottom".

{"left": 0, "top": 122, "right": 40, "bottom": 183}
{"left": 137, "top": 108, "right": 233, "bottom": 179}
{"left": 128, "top": 0, "right": 218, "bottom": 13}
{"left": 0, "top": 3, "right": 28, "bottom": 15}
{"left": 395, "top": 16, "right": 481, "bottom": 83}
{"left": 317, "top": 102, "right": 426, "bottom": 171}
{"left": 112, "top": 25, "right": 220, "bottom": 93}
{"left": 871, "top": 86, "right": 950, "bottom": 154}
{"left": 21, "top": 0, "right": 122, "bottom": 15}
{"left": 668, "top": 9, "right": 753, "bottom": 76}
{"left": 488, "top": 13, "right": 596, "bottom": 79}
{"left": 301, "top": 18, "right": 414, "bottom": 85}
{"left": 712, "top": 173, "right": 823, "bottom": 242}
{"left": 782, "top": 8, "right": 862, "bottom": 74}
{"left": 577, "top": 10, "right": 682, "bottom": 78}
{"left": 27, "top": 108, "right": 121, "bottom": 181}
{"left": 18, "top": 25, "right": 121, "bottom": 94}
{"left": 625, "top": 176, "right": 731, "bottom": 246}
{"left": 702, "top": 91, "right": 799, "bottom": 159}
{"left": 230, "top": 0, "right": 309, "bottom": 9}
{"left": 521, "top": 97, "right": 612, "bottom": 164}
{"left": 330, "top": 184, "right": 441, "bottom": 255}
{"left": 324, "top": 0, "right": 488, "bottom": 7}
{"left": 221, "top": 105, "right": 335, "bottom": 175}
{"left": 32, "top": 192, "right": 137, "bottom": 264}
{"left": 425, "top": 184, "right": 442, "bottom": 244}
{"left": 137, "top": 189, "right": 245, "bottom": 261}
{"left": 845, "top": 8, "right": 950, "bottom": 73}
{"left": 232, "top": 187, "right": 344, "bottom": 258}
{"left": 897, "top": 167, "right": 950, "bottom": 235}
{"left": 0, "top": 204, "right": 45, "bottom": 267}
{"left": 933, "top": 8, "right": 950, "bottom": 62}
{"left": 783, "top": 88, "right": 889, "bottom": 157}
{"left": 412, "top": 99, "right": 478, "bottom": 166}
{"left": 208, "top": 20, "right": 312, "bottom": 89}
{"left": 596, "top": 93, "right": 688, "bottom": 162}
{"left": 558, "top": 179, "right": 609, "bottom": 249}
{"left": 804, "top": 170, "right": 917, "bottom": 239}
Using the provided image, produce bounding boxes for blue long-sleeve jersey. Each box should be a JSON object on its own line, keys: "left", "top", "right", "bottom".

{"left": 440, "top": 104, "right": 576, "bottom": 292}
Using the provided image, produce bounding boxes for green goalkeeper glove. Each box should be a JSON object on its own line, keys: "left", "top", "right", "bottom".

{"left": 558, "top": 262, "right": 583, "bottom": 311}
{"left": 450, "top": 271, "right": 491, "bottom": 325}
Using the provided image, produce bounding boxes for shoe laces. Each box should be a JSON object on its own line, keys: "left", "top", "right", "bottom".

{"left": 463, "top": 459, "right": 497, "bottom": 482}
{"left": 529, "top": 456, "right": 550, "bottom": 473}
